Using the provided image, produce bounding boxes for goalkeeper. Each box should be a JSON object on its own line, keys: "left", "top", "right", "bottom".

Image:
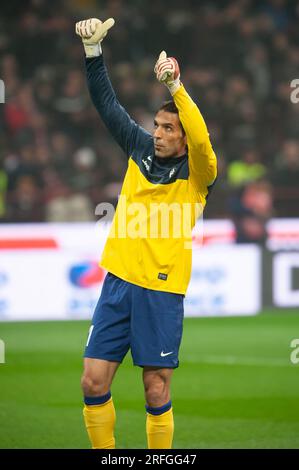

{"left": 76, "top": 17, "right": 217, "bottom": 449}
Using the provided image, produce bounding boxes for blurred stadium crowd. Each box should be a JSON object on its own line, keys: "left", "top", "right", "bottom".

{"left": 0, "top": 0, "right": 298, "bottom": 242}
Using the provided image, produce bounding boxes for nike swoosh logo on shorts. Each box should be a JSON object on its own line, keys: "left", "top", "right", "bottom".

{"left": 160, "top": 351, "right": 173, "bottom": 357}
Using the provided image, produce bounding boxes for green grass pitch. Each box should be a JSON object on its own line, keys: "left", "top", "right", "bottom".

{"left": 0, "top": 311, "right": 299, "bottom": 449}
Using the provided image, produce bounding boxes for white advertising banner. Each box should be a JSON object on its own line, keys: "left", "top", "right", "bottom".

{"left": 267, "top": 218, "right": 299, "bottom": 251}
{"left": 273, "top": 252, "right": 299, "bottom": 307}
{"left": 0, "top": 223, "right": 261, "bottom": 321}
{"left": 0, "top": 251, "right": 105, "bottom": 321}
{"left": 186, "top": 245, "right": 261, "bottom": 316}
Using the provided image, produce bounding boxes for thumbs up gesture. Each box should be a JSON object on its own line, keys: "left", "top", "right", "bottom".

{"left": 154, "top": 51, "right": 181, "bottom": 95}
{"left": 75, "top": 18, "right": 115, "bottom": 57}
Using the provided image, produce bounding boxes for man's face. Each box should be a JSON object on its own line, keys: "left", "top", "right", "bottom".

{"left": 153, "top": 110, "right": 187, "bottom": 158}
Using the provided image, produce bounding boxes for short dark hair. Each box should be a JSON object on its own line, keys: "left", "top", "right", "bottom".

{"left": 157, "top": 100, "right": 185, "bottom": 135}
{"left": 158, "top": 100, "right": 179, "bottom": 114}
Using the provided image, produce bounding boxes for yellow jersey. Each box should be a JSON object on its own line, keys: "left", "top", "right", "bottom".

{"left": 86, "top": 56, "right": 217, "bottom": 294}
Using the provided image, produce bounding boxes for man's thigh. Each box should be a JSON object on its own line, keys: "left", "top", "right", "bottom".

{"left": 130, "top": 286, "right": 184, "bottom": 368}
{"left": 84, "top": 272, "right": 132, "bottom": 363}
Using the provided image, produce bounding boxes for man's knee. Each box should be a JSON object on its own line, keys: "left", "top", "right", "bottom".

{"left": 81, "top": 358, "right": 120, "bottom": 397}
{"left": 143, "top": 369, "right": 172, "bottom": 407}
{"left": 81, "top": 372, "right": 110, "bottom": 397}
{"left": 81, "top": 363, "right": 111, "bottom": 397}
{"left": 145, "top": 383, "right": 170, "bottom": 407}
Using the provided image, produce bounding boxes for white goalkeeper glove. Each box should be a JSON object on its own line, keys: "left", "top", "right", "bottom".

{"left": 75, "top": 17, "right": 115, "bottom": 57}
{"left": 154, "top": 51, "right": 181, "bottom": 95}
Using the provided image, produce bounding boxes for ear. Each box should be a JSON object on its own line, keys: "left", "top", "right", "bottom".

{"left": 183, "top": 134, "right": 187, "bottom": 148}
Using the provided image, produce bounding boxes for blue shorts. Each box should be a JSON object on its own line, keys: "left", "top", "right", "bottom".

{"left": 84, "top": 272, "right": 184, "bottom": 368}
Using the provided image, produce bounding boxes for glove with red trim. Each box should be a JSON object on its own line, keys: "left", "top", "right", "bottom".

{"left": 154, "top": 50, "right": 181, "bottom": 95}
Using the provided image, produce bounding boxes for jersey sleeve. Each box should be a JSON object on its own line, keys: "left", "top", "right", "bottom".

{"left": 173, "top": 84, "right": 217, "bottom": 192}
{"left": 85, "top": 55, "right": 152, "bottom": 157}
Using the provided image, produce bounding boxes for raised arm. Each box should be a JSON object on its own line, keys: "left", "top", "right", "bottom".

{"left": 76, "top": 17, "right": 152, "bottom": 157}
{"left": 154, "top": 51, "right": 217, "bottom": 191}
{"left": 172, "top": 85, "right": 217, "bottom": 190}
{"left": 85, "top": 55, "right": 152, "bottom": 157}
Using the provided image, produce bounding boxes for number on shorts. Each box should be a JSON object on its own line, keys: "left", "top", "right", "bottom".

{"left": 86, "top": 325, "right": 94, "bottom": 347}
